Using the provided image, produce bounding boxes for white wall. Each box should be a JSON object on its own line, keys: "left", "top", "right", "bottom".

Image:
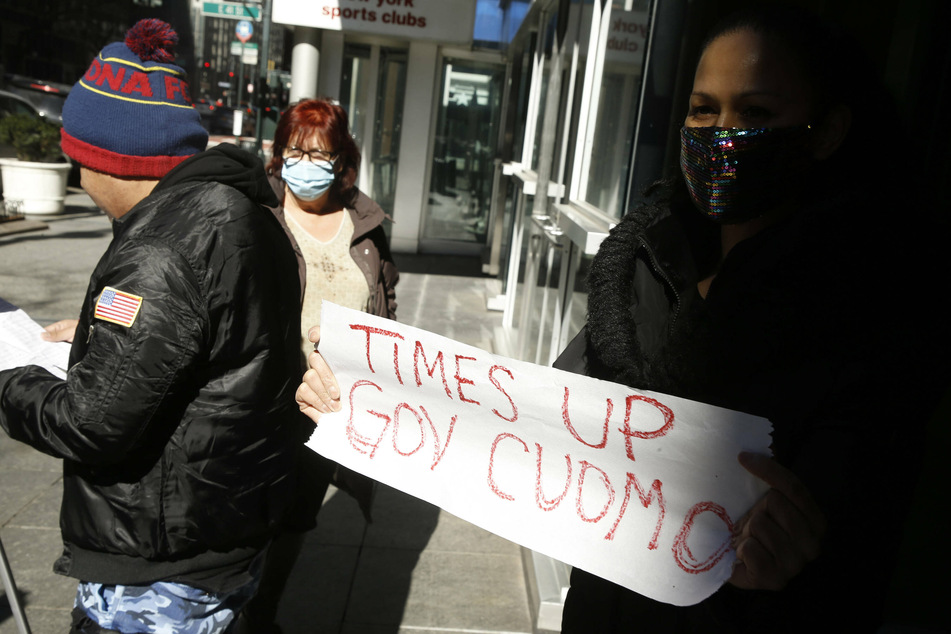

{"left": 317, "top": 31, "right": 345, "bottom": 100}
{"left": 289, "top": 27, "right": 319, "bottom": 102}
{"left": 389, "top": 41, "right": 439, "bottom": 254}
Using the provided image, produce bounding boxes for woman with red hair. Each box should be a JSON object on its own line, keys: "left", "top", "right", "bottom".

{"left": 234, "top": 98, "right": 398, "bottom": 634}
{"left": 268, "top": 98, "right": 398, "bottom": 330}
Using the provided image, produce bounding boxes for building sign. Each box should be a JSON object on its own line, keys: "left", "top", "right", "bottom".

{"left": 202, "top": 1, "right": 262, "bottom": 20}
{"left": 231, "top": 42, "right": 260, "bottom": 65}
{"left": 235, "top": 19, "right": 254, "bottom": 42}
{"left": 272, "top": 0, "right": 476, "bottom": 45}
{"left": 605, "top": 9, "right": 649, "bottom": 68}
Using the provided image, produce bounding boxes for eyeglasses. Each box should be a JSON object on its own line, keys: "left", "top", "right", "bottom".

{"left": 283, "top": 146, "right": 337, "bottom": 167}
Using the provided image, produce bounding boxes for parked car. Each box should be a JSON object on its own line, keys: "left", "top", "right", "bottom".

{"left": 194, "top": 97, "right": 217, "bottom": 133}
{"left": 2, "top": 74, "right": 71, "bottom": 125}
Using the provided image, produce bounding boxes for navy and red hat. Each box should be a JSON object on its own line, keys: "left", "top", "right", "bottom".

{"left": 61, "top": 19, "right": 208, "bottom": 178}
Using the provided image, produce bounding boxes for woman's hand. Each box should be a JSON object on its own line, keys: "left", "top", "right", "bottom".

{"left": 41, "top": 319, "right": 79, "bottom": 343}
{"left": 729, "top": 452, "right": 826, "bottom": 591}
{"left": 295, "top": 326, "right": 341, "bottom": 424}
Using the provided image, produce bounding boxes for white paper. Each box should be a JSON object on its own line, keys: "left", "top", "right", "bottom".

{"left": 307, "top": 302, "right": 772, "bottom": 606}
{"left": 0, "top": 298, "right": 70, "bottom": 379}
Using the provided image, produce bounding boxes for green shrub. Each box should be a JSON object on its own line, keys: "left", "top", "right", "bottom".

{"left": 0, "top": 114, "right": 63, "bottom": 163}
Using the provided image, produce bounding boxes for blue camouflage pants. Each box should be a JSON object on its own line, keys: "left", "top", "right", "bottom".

{"left": 71, "top": 573, "right": 259, "bottom": 634}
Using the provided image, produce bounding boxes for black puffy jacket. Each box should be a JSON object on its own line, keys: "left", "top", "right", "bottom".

{"left": 0, "top": 145, "right": 304, "bottom": 590}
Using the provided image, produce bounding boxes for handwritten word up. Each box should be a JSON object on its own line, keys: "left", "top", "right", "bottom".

{"left": 342, "top": 321, "right": 733, "bottom": 575}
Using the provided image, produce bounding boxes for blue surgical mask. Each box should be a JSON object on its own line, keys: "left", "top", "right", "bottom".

{"left": 283, "top": 160, "right": 335, "bottom": 201}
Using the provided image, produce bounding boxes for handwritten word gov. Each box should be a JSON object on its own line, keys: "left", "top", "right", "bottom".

{"left": 308, "top": 302, "right": 771, "bottom": 605}
{"left": 345, "top": 323, "right": 729, "bottom": 574}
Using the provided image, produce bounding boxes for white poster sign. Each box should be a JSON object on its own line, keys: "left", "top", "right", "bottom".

{"left": 307, "top": 302, "right": 772, "bottom": 606}
{"left": 0, "top": 298, "right": 70, "bottom": 379}
{"left": 272, "top": 0, "right": 476, "bottom": 44}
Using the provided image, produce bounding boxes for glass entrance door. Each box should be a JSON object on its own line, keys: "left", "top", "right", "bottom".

{"left": 422, "top": 58, "right": 504, "bottom": 247}
{"left": 340, "top": 45, "right": 406, "bottom": 223}
{"left": 371, "top": 48, "right": 407, "bottom": 219}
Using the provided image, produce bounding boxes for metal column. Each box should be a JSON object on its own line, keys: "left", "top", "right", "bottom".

{"left": 0, "top": 537, "right": 31, "bottom": 634}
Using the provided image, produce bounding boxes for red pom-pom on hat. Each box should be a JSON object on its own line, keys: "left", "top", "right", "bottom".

{"left": 125, "top": 18, "right": 178, "bottom": 63}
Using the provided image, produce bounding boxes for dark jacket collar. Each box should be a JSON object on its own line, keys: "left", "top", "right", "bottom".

{"left": 156, "top": 143, "right": 279, "bottom": 208}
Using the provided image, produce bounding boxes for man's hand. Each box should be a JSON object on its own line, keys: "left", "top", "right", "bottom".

{"left": 295, "top": 326, "right": 341, "bottom": 424}
{"left": 41, "top": 319, "right": 79, "bottom": 344}
{"left": 729, "top": 452, "right": 826, "bottom": 591}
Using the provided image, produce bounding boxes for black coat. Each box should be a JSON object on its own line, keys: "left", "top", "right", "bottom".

{"left": 0, "top": 145, "right": 305, "bottom": 591}
{"left": 555, "top": 190, "right": 949, "bottom": 632}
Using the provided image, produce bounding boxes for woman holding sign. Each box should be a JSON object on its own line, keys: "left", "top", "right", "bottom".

{"left": 296, "top": 6, "right": 948, "bottom": 632}
{"left": 270, "top": 99, "right": 397, "bottom": 531}
{"left": 235, "top": 99, "right": 399, "bottom": 633}
{"left": 552, "top": 5, "right": 947, "bottom": 633}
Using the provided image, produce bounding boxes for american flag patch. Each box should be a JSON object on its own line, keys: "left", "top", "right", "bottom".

{"left": 94, "top": 287, "right": 143, "bottom": 327}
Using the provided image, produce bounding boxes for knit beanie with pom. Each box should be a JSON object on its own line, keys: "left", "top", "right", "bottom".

{"left": 61, "top": 19, "right": 208, "bottom": 178}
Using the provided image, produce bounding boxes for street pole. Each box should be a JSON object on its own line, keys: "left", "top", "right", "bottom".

{"left": 254, "top": 0, "right": 273, "bottom": 157}
{"left": 531, "top": 0, "right": 569, "bottom": 218}
{"left": 237, "top": 41, "right": 246, "bottom": 112}
{"left": 193, "top": 1, "right": 205, "bottom": 97}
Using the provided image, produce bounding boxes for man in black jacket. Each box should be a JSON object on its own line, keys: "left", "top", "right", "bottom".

{"left": 0, "top": 20, "right": 303, "bottom": 634}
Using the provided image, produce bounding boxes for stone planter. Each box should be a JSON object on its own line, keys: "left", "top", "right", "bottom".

{"left": 0, "top": 158, "right": 71, "bottom": 215}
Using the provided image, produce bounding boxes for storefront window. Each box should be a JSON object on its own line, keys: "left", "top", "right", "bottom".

{"left": 339, "top": 45, "right": 407, "bottom": 221}
{"left": 580, "top": 0, "right": 650, "bottom": 218}
{"left": 372, "top": 48, "right": 407, "bottom": 219}
{"left": 340, "top": 44, "right": 372, "bottom": 146}
{"left": 474, "top": 0, "right": 531, "bottom": 50}
{"left": 509, "top": 35, "right": 536, "bottom": 165}
{"left": 423, "top": 58, "right": 505, "bottom": 243}
{"left": 530, "top": 12, "right": 559, "bottom": 172}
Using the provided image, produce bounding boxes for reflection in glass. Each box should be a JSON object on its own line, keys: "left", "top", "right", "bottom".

{"left": 530, "top": 11, "right": 559, "bottom": 172}
{"left": 509, "top": 34, "right": 536, "bottom": 165}
{"left": 370, "top": 49, "right": 407, "bottom": 220}
{"left": 340, "top": 44, "right": 372, "bottom": 148}
{"left": 473, "top": 0, "right": 531, "bottom": 49}
{"left": 583, "top": 0, "right": 650, "bottom": 218}
{"left": 423, "top": 59, "right": 504, "bottom": 243}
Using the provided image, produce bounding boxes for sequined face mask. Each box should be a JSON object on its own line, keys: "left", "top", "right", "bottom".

{"left": 679, "top": 125, "right": 815, "bottom": 224}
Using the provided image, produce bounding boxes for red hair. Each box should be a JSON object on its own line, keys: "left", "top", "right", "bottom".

{"left": 268, "top": 98, "right": 361, "bottom": 204}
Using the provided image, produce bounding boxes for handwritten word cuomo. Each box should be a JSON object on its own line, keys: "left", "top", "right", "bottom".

{"left": 308, "top": 302, "right": 772, "bottom": 606}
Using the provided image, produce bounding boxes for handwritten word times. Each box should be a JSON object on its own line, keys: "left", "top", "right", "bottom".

{"left": 343, "top": 322, "right": 734, "bottom": 575}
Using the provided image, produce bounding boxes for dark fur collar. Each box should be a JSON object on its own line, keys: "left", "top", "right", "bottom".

{"left": 584, "top": 198, "right": 718, "bottom": 398}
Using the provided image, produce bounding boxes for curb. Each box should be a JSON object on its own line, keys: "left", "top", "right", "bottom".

{"left": 0, "top": 217, "right": 49, "bottom": 236}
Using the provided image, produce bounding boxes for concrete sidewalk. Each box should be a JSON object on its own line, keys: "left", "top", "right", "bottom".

{"left": 0, "top": 189, "right": 533, "bottom": 634}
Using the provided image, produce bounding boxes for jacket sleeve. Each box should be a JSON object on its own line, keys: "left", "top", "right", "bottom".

{"left": 381, "top": 246, "right": 399, "bottom": 321}
{"left": 369, "top": 225, "right": 398, "bottom": 320}
{"left": 552, "top": 326, "right": 589, "bottom": 375}
{"left": 0, "top": 239, "right": 205, "bottom": 464}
